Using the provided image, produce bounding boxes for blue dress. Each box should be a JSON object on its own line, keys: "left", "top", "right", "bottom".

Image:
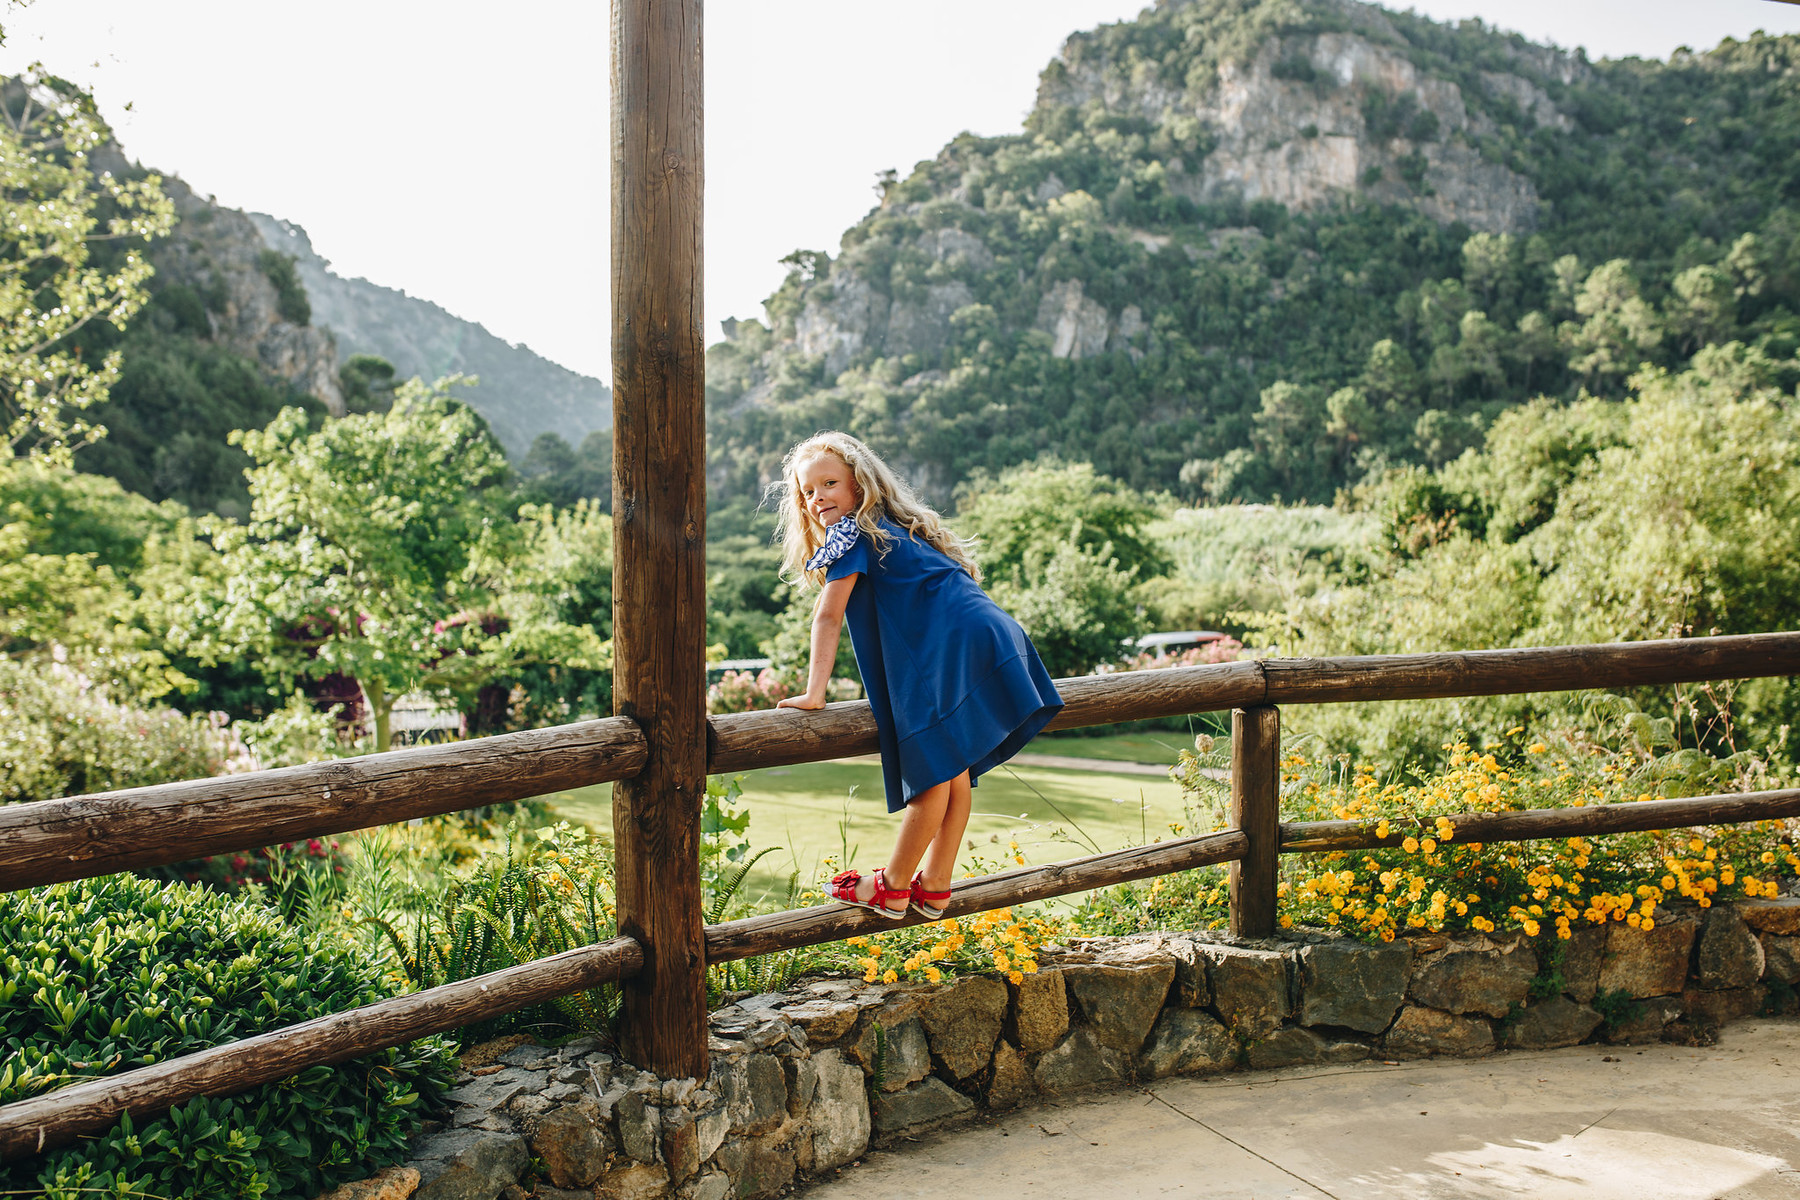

{"left": 811, "top": 516, "right": 1064, "bottom": 813}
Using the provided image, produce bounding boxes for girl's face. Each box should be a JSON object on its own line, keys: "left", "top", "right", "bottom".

{"left": 796, "top": 452, "right": 860, "bottom": 528}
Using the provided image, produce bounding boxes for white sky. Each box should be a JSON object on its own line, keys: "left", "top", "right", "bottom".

{"left": 4, "top": 1, "right": 1798, "bottom": 382}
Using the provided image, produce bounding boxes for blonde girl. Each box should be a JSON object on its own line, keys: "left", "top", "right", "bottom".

{"left": 774, "top": 432, "right": 1064, "bottom": 918}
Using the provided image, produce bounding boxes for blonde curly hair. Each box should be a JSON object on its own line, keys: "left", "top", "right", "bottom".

{"left": 772, "top": 431, "right": 980, "bottom": 589}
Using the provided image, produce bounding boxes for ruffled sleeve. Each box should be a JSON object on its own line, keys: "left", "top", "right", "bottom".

{"left": 806, "top": 516, "right": 870, "bottom": 581}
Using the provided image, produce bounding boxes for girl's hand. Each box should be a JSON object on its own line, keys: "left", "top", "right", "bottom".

{"left": 776, "top": 694, "right": 827, "bottom": 711}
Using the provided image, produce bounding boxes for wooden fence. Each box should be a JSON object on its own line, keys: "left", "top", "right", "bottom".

{"left": 2, "top": 632, "right": 1799, "bottom": 1159}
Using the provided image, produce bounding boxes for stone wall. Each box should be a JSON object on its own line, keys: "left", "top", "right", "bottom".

{"left": 328, "top": 897, "right": 1799, "bottom": 1200}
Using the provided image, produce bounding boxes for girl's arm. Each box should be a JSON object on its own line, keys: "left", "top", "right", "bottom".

{"left": 776, "top": 573, "right": 858, "bottom": 711}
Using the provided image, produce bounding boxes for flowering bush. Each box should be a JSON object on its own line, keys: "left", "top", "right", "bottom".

{"left": 142, "top": 836, "right": 351, "bottom": 922}
{"left": 0, "top": 658, "right": 243, "bottom": 803}
{"left": 844, "top": 906, "right": 1076, "bottom": 986}
{"left": 706, "top": 668, "right": 860, "bottom": 714}
{"left": 1265, "top": 733, "right": 1798, "bottom": 943}
{"left": 1097, "top": 636, "right": 1244, "bottom": 673}
{"left": 707, "top": 668, "right": 793, "bottom": 713}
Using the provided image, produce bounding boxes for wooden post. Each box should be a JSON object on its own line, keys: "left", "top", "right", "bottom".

{"left": 1229, "top": 705, "right": 1280, "bottom": 938}
{"left": 611, "top": 0, "right": 708, "bottom": 1079}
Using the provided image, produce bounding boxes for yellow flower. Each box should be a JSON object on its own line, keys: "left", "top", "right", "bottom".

{"left": 1420, "top": 838, "right": 1438, "bottom": 854}
{"left": 1527, "top": 743, "right": 1547, "bottom": 754}
{"left": 1008, "top": 970, "right": 1025, "bottom": 985}
{"left": 882, "top": 969, "right": 898, "bottom": 984}
{"left": 925, "top": 966, "right": 942, "bottom": 983}
{"left": 1402, "top": 837, "right": 1420, "bottom": 853}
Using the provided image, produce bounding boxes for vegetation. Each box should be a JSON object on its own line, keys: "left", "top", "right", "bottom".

{"left": 1254, "top": 347, "right": 1800, "bottom": 761}
{"left": 0, "top": 875, "right": 456, "bottom": 1200}
{"left": 705, "top": 4, "right": 1800, "bottom": 508}
{"left": 1, "top": 68, "right": 174, "bottom": 465}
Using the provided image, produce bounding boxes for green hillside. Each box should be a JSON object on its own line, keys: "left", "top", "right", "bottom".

{"left": 706, "top": 0, "right": 1800, "bottom": 506}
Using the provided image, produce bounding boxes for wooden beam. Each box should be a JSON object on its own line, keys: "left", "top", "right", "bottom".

{"left": 610, "top": 0, "right": 708, "bottom": 1079}
{"left": 0, "top": 718, "right": 647, "bottom": 892}
{"left": 1261, "top": 633, "right": 1800, "bottom": 705}
{"left": 0, "top": 936, "right": 643, "bottom": 1160}
{"left": 709, "top": 635, "right": 1800, "bottom": 774}
{"left": 705, "top": 828, "right": 1249, "bottom": 964}
{"left": 1279, "top": 788, "right": 1800, "bottom": 854}
{"left": 1229, "top": 706, "right": 1281, "bottom": 937}
{"left": 708, "top": 660, "right": 1267, "bottom": 773}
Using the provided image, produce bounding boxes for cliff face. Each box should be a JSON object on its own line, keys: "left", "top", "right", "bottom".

{"left": 249, "top": 216, "right": 611, "bottom": 455}
{"left": 131, "top": 163, "right": 347, "bottom": 415}
{"left": 1039, "top": 13, "right": 1582, "bottom": 236}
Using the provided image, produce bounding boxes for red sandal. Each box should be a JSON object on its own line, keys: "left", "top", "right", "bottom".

{"left": 827, "top": 866, "right": 909, "bottom": 919}
{"left": 910, "top": 872, "right": 953, "bottom": 920}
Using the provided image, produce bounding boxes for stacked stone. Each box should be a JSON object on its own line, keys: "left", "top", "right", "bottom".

{"left": 347, "top": 898, "right": 1799, "bottom": 1200}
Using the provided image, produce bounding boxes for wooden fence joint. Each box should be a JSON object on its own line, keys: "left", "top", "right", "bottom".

{"left": 1229, "top": 705, "right": 1281, "bottom": 938}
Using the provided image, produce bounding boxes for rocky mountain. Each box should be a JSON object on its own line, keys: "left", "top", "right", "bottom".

{"left": 706, "top": 0, "right": 1800, "bottom": 505}
{"left": 249, "top": 214, "right": 610, "bottom": 456}
{"left": 142, "top": 169, "right": 348, "bottom": 413}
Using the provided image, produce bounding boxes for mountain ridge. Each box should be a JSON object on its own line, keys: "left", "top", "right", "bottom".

{"left": 250, "top": 214, "right": 610, "bottom": 456}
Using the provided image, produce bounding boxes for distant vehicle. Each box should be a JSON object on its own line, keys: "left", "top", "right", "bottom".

{"left": 1134, "top": 630, "right": 1229, "bottom": 655}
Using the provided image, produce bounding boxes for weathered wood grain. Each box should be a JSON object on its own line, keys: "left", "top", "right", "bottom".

{"left": 1229, "top": 706, "right": 1281, "bottom": 938}
{"left": 610, "top": 0, "right": 709, "bottom": 1079}
{"left": 707, "top": 659, "right": 1266, "bottom": 773}
{"left": 0, "top": 718, "right": 647, "bottom": 892}
{"left": 704, "top": 828, "right": 1248, "bottom": 964}
{"left": 1279, "top": 789, "right": 1800, "bottom": 853}
{"left": 0, "top": 936, "right": 643, "bottom": 1160}
{"left": 1262, "top": 632, "right": 1800, "bottom": 705}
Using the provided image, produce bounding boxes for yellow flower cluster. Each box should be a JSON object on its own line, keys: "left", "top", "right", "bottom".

{"left": 846, "top": 908, "right": 1074, "bottom": 986}
{"left": 1274, "top": 740, "right": 1797, "bottom": 944}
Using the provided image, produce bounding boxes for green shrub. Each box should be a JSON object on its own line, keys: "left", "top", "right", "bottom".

{"left": 0, "top": 660, "right": 239, "bottom": 804}
{"left": 0, "top": 874, "right": 457, "bottom": 1199}
{"left": 255, "top": 249, "right": 311, "bottom": 326}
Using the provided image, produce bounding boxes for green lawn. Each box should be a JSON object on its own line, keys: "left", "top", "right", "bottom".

{"left": 543, "top": 751, "right": 1199, "bottom": 908}
{"left": 1023, "top": 728, "right": 1206, "bottom": 763}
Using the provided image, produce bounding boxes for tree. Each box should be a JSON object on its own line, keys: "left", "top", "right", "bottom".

{"left": 987, "top": 531, "right": 1145, "bottom": 677}
{"left": 1563, "top": 260, "right": 1664, "bottom": 393}
{"left": 1, "top": 69, "right": 173, "bottom": 463}
{"left": 953, "top": 460, "right": 1170, "bottom": 584}
{"left": 193, "top": 378, "right": 515, "bottom": 749}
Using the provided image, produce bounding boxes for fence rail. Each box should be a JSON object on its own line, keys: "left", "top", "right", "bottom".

{"left": 7, "top": 633, "right": 1798, "bottom": 892}
{"left": 3, "top": 633, "right": 1800, "bottom": 1161}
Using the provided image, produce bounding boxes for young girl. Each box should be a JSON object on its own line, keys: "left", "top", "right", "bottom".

{"left": 774, "top": 432, "right": 1064, "bottom": 919}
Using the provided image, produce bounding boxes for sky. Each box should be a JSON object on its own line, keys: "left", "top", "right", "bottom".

{"left": 4, "top": 1, "right": 1798, "bottom": 383}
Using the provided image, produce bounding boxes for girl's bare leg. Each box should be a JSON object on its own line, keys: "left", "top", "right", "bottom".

{"left": 889, "top": 772, "right": 974, "bottom": 892}
{"left": 917, "top": 771, "right": 971, "bottom": 893}
{"left": 854, "top": 774, "right": 964, "bottom": 910}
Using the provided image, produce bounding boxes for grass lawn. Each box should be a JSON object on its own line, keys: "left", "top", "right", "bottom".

{"left": 543, "top": 752, "right": 1208, "bottom": 909}
{"left": 1023, "top": 728, "right": 1211, "bottom": 764}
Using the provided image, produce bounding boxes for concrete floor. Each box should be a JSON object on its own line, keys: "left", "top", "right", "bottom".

{"left": 800, "top": 1018, "right": 1800, "bottom": 1199}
